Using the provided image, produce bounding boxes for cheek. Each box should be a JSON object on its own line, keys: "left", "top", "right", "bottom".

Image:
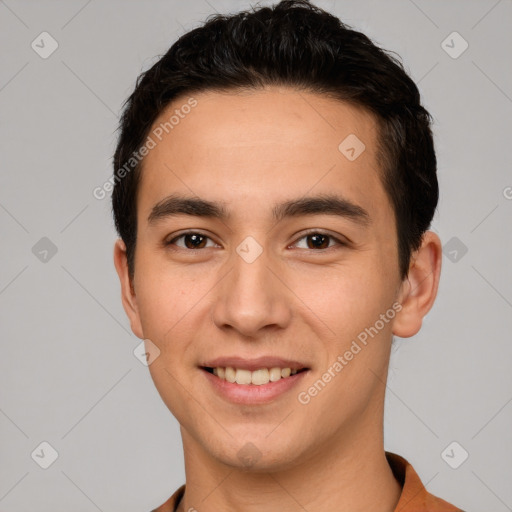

{"left": 297, "top": 269, "right": 394, "bottom": 413}
{"left": 134, "top": 245, "right": 189, "bottom": 321}
{"left": 296, "top": 262, "right": 397, "bottom": 370}
{"left": 134, "top": 267, "right": 185, "bottom": 346}
{"left": 135, "top": 270, "right": 205, "bottom": 420}
{"left": 306, "top": 261, "right": 391, "bottom": 320}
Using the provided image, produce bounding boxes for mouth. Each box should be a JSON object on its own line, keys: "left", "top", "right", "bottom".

{"left": 201, "top": 365, "right": 309, "bottom": 385}
{"left": 199, "top": 360, "right": 310, "bottom": 404}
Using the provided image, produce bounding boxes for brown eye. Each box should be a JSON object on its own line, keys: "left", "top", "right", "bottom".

{"left": 166, "top": 232, "right": 216, "bottom": 250}
{"left": 293, "top": 231, "right": 346, "bottom": 251}
{"left": 306, "top": 233, "right": 330, "bottom": 249}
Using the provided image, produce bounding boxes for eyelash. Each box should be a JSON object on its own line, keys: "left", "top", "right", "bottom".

{"left": 164, "top": 230, "right": 347, "bottom": 252}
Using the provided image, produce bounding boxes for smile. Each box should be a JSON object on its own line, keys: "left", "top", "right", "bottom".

{"left": 201, "top": 365, "right": 310, "bottom": 404}
{"left": 203, "top": 366, "right": 308, "bottom": 385}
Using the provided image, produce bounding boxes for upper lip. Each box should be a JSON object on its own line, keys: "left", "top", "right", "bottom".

{"left": 201, "top": 356, "right": 309, "bottom": 372}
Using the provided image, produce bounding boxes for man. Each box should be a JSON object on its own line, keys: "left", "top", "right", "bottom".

{"left": 112, "top": 1, "right": 463, "bottom": 510}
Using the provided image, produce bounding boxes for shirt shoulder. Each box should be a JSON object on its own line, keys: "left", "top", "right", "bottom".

{"left": 150, "top": 484, "right": 185, "bottom": 512}
{"left": 386, "top": 451, "right": 465, "bottom": 511}
{"left": 150, "top": 454, "right": 465, "bottom": 512}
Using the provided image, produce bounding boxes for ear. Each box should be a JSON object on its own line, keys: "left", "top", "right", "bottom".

{"left": 113, "top": 238, "right": 144, "bottom": 339}
{"left": 392, "top": 230, "right": 442, "bottom": 338}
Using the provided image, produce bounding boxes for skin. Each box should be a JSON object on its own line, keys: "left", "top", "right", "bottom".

{"left": 114, "top": 86, "right": 442, "bottom": 512}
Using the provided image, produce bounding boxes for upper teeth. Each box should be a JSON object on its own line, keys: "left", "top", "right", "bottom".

{"left": 212, "top": 367, "right": 299, "bottom": 385}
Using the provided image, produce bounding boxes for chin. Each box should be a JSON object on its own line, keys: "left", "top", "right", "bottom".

{"left": 205, "top": 433, "right": 306, "bottom": 473}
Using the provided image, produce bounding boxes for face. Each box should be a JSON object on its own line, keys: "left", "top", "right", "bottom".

{"left": 115, "top": 86, "right": 422, "bottom": 471}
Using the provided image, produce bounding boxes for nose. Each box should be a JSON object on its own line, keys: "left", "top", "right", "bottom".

{"left": 211, "top": 242, "right": 292, "bottom": 338}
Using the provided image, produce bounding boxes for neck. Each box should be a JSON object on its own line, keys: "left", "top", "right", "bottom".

{"left": 176, "top": 409, "right": 401, "bottom": 512}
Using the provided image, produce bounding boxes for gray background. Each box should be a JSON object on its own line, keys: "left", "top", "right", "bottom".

{"left": 1, "top": 0, "right": 511, "bottom": 510}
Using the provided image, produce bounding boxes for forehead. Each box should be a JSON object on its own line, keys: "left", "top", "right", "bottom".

{"left": 137, "top": 87, "right": 393, "bottom": 228}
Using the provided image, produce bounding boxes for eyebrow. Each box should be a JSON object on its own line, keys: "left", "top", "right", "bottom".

{"left": 147, "top": 193, "right": 371, "bottom": 227}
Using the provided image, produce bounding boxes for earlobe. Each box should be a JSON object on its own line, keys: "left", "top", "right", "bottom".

{"left": 113, "top": 238, "right": 144, "bottom": 339}
{"left": 392, "top": 231, "right": 442, "bottom": 338}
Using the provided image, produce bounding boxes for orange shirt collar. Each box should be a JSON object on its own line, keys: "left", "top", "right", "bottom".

{"left": 152, "top": 451, "right": 462, "bottom": 511}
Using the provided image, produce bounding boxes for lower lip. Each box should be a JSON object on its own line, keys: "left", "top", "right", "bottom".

{"left": 201, "top": 368, "right": 309, "bottom": 405}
